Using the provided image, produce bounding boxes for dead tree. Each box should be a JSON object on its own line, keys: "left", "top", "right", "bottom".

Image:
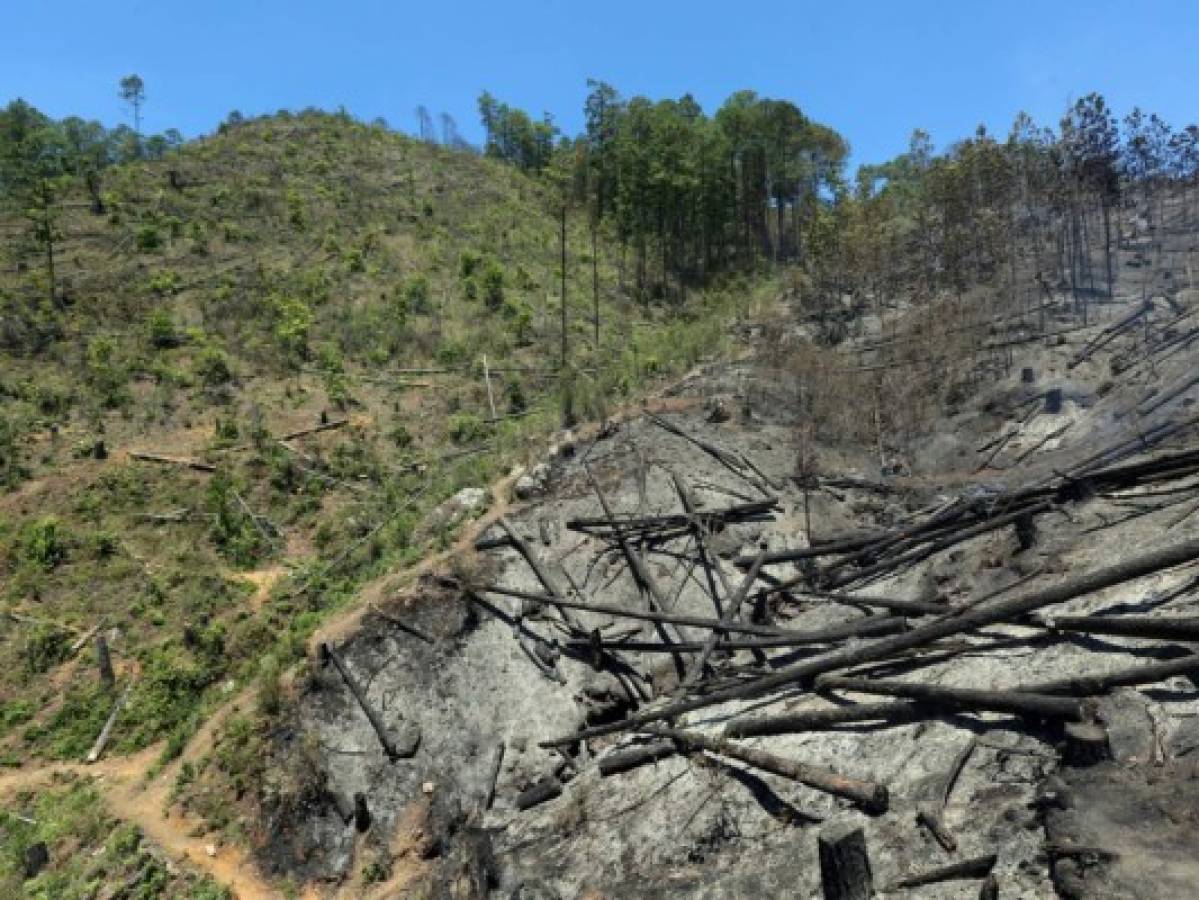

{"left": 818, "top": 822, "right": 874, "bottom": 900}
{"left": 543, "top": 535, "right": 1199, "bottom": 746}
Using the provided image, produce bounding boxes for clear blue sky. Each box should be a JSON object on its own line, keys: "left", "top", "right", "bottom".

{"left": 6, "top": 0, "right": 1197, "bottom": 169}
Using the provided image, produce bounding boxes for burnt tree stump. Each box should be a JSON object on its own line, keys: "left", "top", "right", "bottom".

{"left": 818, "top": 822, "right": 873, "bottom": 900}
{"left": 1022, "top": 367, "right": 1037, "bottom": 384}
{"left": 96, "top": 634, "right": 114, "bottom": 689}
{"left": 23, "top": 841, "right": 49, "bottom": 879}
{"left": 353, "top": 792, "right": 371, "bottom": 832}
{"left": 1062, "top": 722, "right": 1111, "bottom": 767}
{"left": 1015, "top": 511, "right": 1038, "bottom": 552}
{"left": 1045, "top": 388, "right": 1064, "bottom": 414}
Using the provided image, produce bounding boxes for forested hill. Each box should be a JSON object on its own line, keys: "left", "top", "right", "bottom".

{"left": 1, "top": 78, "right": 1198, "bottom": 897}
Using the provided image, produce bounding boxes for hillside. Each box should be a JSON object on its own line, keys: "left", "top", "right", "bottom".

{"left": 0, "top": 110, "right": 766, "bottom": 897}
{"left": 3, "top": 89, "right": 1199, "bottom": 899}
{"left": 257, "top": 195, "right": 1199, "bottom": 898}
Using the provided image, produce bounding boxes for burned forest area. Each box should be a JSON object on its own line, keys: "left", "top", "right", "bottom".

{"left": 5, "top": 80, "right": 1199, "bottom": 900}
{"left": 276, "top": 199, "right": 1199, "bottom": 896}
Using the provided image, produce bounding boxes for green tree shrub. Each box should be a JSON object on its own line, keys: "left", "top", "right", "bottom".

{"left": 448, "top": 413, "right": 488, "bottom": 444}
{"left": 21, "top": 516, "right": 68, "bottom": 571}
{"left": 403, "top": 275, "right": 430, "bottom": 315}
{"left": 85, "top": 336, "right": 130, "bottom": 408}
{"left": 20, "top": 623, "right": 69, "bottom": 675}
{"left": 481, "top": 259, "right": 505, "bottom": 308}
{"left": 147, "top": 308, "right": 180, "bottom": 348}
{"left": 195, "top": 346, "right": 234, "bottom": 386}
{"left": 135, "top": 223, "right": 161, "bottom": 250}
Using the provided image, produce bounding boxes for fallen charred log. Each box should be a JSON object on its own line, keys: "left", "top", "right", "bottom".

{"left": 541, "top": 536, "right": 1199, "bottom": 747}
{"left": 815, "top": 675, "right": 1086, "bottom": 721}
{"left": 1017, "top": 651, "right": 1199, "bottom": 695}
{"left": 725, "top": 701, "right": 927, "bottom": 738}
{"left": 644, "top": 726, "right": 889, "bottom": 813}
{"left": 887, "top": 854, "right": 998, "bottom": 891}
{"left": 1032, "top": 613, "right": 1199, "bottom": 642}
{"left": 564, "top": 615, "right": 908, "bottom": 655}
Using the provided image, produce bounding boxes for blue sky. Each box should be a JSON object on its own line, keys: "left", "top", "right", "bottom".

{"left": 4, "top": 0, "right": 1196, "bottom": 169}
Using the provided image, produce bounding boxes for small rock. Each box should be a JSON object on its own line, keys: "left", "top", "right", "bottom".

{"left": 205, "top": 844, "right": 217, "bottom": 858}
{"left": 422, "top": 781, "right": 436, "bottom": 795}
{"left": 514, "top": 475, "right": 544, "bottom": 501}
{"left": 1034, "top": 775, "right": 1073, "bottom": 810}
{"left": 454, "top": 487, "right": 487, "bottom": 513}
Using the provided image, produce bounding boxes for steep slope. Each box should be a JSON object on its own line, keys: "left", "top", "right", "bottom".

{"left": 249, "top": 196, "right": 1199, "bottom": 897}
{"left": 0, "top": 111, "right": 765, "bottom": 896}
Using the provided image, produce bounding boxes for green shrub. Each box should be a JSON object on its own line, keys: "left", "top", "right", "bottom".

{"left": 146, "top": 269, "right": 182, "bottom": 295}
{"left": 25, "top": 681, "right": 110, "bottom": 756}
{"left": 448, "top": 413, "right": 488, "bottom": 445}
{"left": 85, "top": 337, "right": 130, "bottom": 408}
{"left": 21, "top": 517, "right": 68, "bottom": 571}
{"left": 120, "top": 637, "right": 226, "bottom": 750}
{"left": 0, "top": 413, "right": 27, "bottom": 488}
{"left": 256, "top": 655, "right": 283, "bottom": 718}
{"left": 20, "top": 623, "right": 70, "bottom": 675}
{"left": 286, "top": 188, "right": 307, "bottom": 231}
{"left": 136, "top": 223, "right": 162, "bottom": 250}
{"left": 85, "top": 528, "right": 118, "bottom": 560}
{"left": 458, "top": 249, "right": 482, "bottom": 278}
{"left": 147, "top": 308, "right": 180, "bottom": 348}
{"left": 503, "top": 298, "right": 534, "bottom": 346}
{"left": 270, "top": 293, "right": 313, "bottom": 361}
{"left": 403, "top": 275, "right": 431, "bottom": 313}
{"left": 206, "top": 470, "right": 268, "bottom": 566}
{"left": 390, "top": 423, "right": 413, "bottom": 448}
{"left": 436, "top": 336, "right": 468, "bottom": 367}
{"left": 481, "top": 259, "right": 505, "bottom": 308}
{"left": 195, "top": 346, "right": 234, "bottom": 386}
{"left": 0, "top": 700, "right": 34, "bottom": 736}
{"left": 506, "top": 379, "right": 527, "bottom": 413}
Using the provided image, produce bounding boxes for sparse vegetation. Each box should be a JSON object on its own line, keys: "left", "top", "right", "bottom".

{"left": 4, "top": 50, "right": 1193, "bottom": 900}
{"left": 0, "top": 777, "right": 231, "bottom": 898}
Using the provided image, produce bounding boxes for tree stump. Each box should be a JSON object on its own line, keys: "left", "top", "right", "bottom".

{"left": 978, "top": 873, "right": 999, "bottom": 899}
{"left": 1063, "top": 722, "right": 1111, "bottom": 767}
{"left": 1015, "top": 511, "right": 1038, "bottom": 552}
{"left": 96, "top": 634, "right": 115, "bottom": 689}
{"left": 1045, "top": 388, "right": 1064, "bottom": 414}
{"left": 353, "top": 792, "right": 371, "bottom": 832}
{"left": 23, "top": 841, "right": 49, "bottom": 879}
{"left": 818, "top": 822, "right": 873, "bottom": 900}
{"left": 1022, "top": 367, "right": 1036, "bottom": 384}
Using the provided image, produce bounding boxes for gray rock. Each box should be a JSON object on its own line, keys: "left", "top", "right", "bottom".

{"left": 514, "top": 475, "right": 543, "bottom": 500}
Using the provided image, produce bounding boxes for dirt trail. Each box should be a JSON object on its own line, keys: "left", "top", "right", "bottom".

{"left": 3, "top": 382, "right": 704, "bottom": 897}
{"left": 0, "top": 697, "right": 281, "bottom": 898}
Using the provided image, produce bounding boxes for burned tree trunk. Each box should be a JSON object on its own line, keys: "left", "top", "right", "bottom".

{"left": 817, "top": 822, "right": 873, "bottom": 900}
{"left": 95, "top": 634, "right": 114, "bottom": 689}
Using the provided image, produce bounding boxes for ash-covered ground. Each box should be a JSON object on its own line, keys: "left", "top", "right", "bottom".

{"left": 261, "top": 270, "right": 1199, "bottom": 898}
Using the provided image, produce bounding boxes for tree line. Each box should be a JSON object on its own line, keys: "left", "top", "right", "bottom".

{"left": 4, "top": 76, "right": 1197, "bottom": 325}
{"left": 0, "top": 75, "right": 181, "bottom": 305}
{"left": 824, "top": 95, "right": 1199, "bottom": 324}
{"left": 476, "top": 86, "right": 1198, "bottom": 319}
{"left": 478, "top": 82, "right": 849, "bottom": 301}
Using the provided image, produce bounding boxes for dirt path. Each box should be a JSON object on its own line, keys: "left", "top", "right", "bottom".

{"left": 2, "top": 383, "right": 704, "bottom": 898}
{"left": 0, "top": 699, "right": 282, "bottom": 898}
